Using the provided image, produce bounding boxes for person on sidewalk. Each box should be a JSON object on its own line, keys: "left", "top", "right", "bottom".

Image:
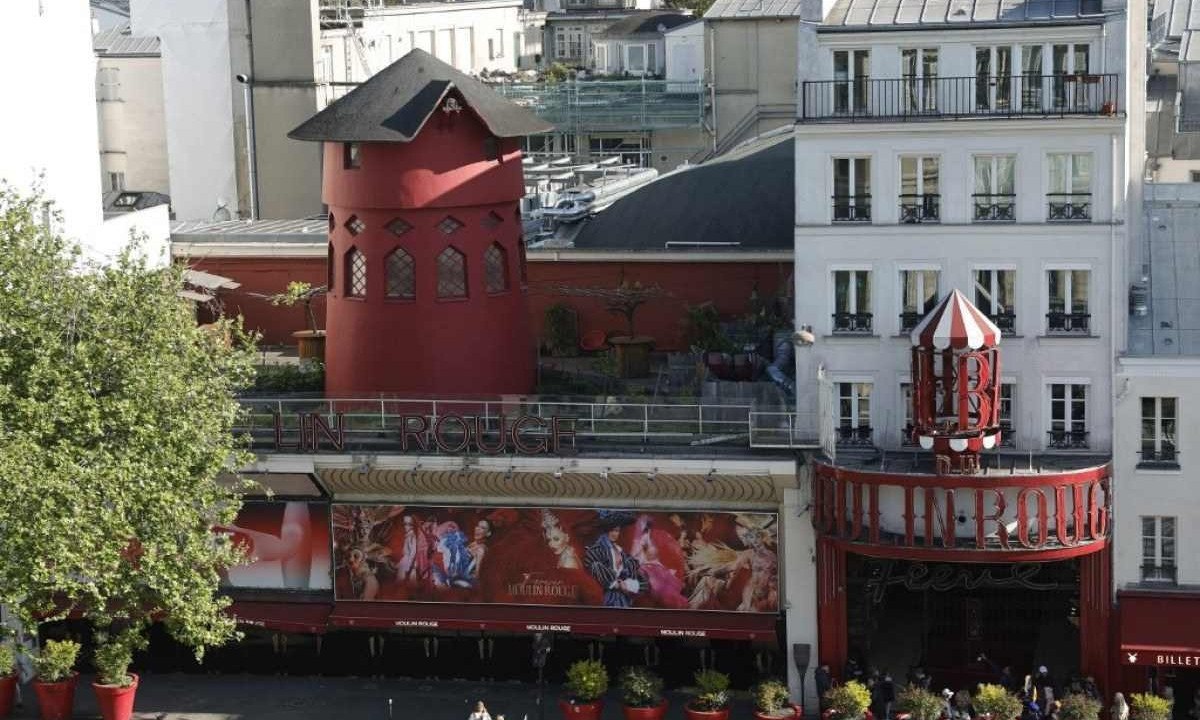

{"left": 468, "top": 700, "right": 492, "bottom": 720}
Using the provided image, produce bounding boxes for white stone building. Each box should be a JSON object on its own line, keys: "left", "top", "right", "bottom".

{"left": 94, "top": 24, "right": 169, "bottom": 198}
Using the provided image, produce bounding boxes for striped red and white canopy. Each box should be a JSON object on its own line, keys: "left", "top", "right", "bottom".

{"left": 910, "top": 289, "right": 1001, "bottom": 350}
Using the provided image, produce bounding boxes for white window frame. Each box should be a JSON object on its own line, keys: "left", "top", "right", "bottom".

{"left": 1141, "top": 516, "right": 1177, "bottom": 583}
{"left": 830, "top": 265, "right": 873, "bottom": 335}
{"left": 900, "top": 47, "right": 939, "bottom": 112}
{"left": 972, "top": 154, "right": 1017, "bottom": 222}
{"left": 625, "top": 43, "right": 648, "bottom": 75}
{"left": 832, "top": 49, "right": 871, "bottom": 114}
{"left": 973, "top": 44, "right": 1016, "bottom": 111}
{"left": 834, "top": 377, "right": 874, "bottom": 445}
{"left": 898, "top": 155, "right": 940, "bottom": 223}
{"left": 1139, "top": 396, "right": 1179, "bottom": 468}
{"left": 1045, "top": 379, "right": 1090, "bottom": 449}
{"left": 999, "top": 377, "right": 1016, "bottom": 447}
{"left": 897, "top": 264, "right": 940, "bottom": 333}
{"left": 1043, "top": 264, "right": 1092, "bottom": 335}
{"left": 1046, "top": 152, "right": 1094, "bottom": 221}
{"left": 831, "top": 155, "right": 872, "bottom": 222}
{"left": 595, "top": 43, "right": 608, "bottom": 73}
{"left": 899, "top": 379, "right": 915, "bottom": 446}
{"left": 971, "top": 264, "right": 1018, "bottom": 331}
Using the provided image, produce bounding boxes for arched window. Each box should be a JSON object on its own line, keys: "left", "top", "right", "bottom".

{"left": 327, "top": 242, "right": 335, "bottom": 293}
{"left": 436, "top": 246, "right": 467, "bottom": 299}
{"left": 385, "top": 248, "right": 415, "bottom": 299}
{"left": 483, "top": 243, "right": 508, "bottom": 294}
{"left": 346, "top": 246, "right": 366, "bottom": 298}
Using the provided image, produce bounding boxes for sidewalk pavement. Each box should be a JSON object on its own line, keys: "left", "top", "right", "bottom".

{"left": 9, "top": 673, "right": 767, "bottom": 719}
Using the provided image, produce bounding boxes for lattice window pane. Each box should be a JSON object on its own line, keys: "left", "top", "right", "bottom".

{"left": 484, "top": 243, "right": 508, "bottom": 293}
{"left": 327, "top": 243, "right": 335, "bottom": 293}
{"left": 483, "top": 210, "right": 504, "bottom": 229}
{"left": 436, "top": 247, "right": 467, "bottom": 298}
{"left": 386, "top": 217, "right": 413, "bottom": 237}
{"left": 385, "top": 249, "right": 415, "bottom": 299}
{"left": 437, "top": 216, "right": 464, "bottom": 235}
{"left": 345, "top": 215, "right": 366, "bottom": 236}
{"left": 347, "top": 248, "right": 367, "bottom": 297}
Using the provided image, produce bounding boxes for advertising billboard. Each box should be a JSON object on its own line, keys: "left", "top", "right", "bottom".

{"left": 331, "top": 505, "right": 779, "bottom": 613}
{"left": 220, "top": 502, "right": 332, "bottom": 591}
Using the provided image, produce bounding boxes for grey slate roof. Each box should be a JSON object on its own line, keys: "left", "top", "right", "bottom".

{"left": 595, "top": 12, "right": 694, "bottom": 38}
{"left": 821, "top": 0, "right": 1105, "bottom": 29}
{"left": 704, "top": 0, "right": 808, "bottom": 20}
{"left": 289, "top": 49, "right": 552, "bottom": 143}
{"left": 570, "top": 133, "right": 793, "bottom": 252}
{"left": 93, "top": 23, "right": 160, "bottom": 56}
{"left": 1130, "top": 184, "right": 1200, "bottom": 356}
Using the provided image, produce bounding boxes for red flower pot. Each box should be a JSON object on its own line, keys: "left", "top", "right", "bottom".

{"left": 32, "top": 673, "right": 77, "bottom": 720}
{"left": 685, "top": 705, "right": 731, "bottom": 720}
{"left": 559, "top": 698, "right": 604, "bottom": 720}
{"left": 0, "top": 675, "right": 15, "bottom": 718}
{"left": 623, "top": 700, "right": 668, "bottom": 720}
{"left": 755, "top": 706, "right": 802, "bottom": 720}
{"left": 92, "top": 673, "right": 138, "bottom": 720}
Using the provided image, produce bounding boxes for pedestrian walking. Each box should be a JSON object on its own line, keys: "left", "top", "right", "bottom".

{"left": 468, "top": 700, "right": 492, "bottom": 720}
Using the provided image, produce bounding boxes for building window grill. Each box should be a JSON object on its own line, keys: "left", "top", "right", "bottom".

{"left": 345, "top": 215, "right": 366, "bottom": 236}
{"left": 483, "top": 244, "right": 509, "bottom": 293}
{"left": 436, "top": 247, "right": 468, "bottom": 299}
{"left": 386, "top": 217, "right": 413, "bottom": 237}
{"left": 1140, "top": 397, "right": 1179, "bottom": 469}
{"left": 437, "top": 216, "right": 465, "bottom": 235}
{"left": 347, "top": 247, "right": 367, "bottom": 298}
{"left": 385, "top": 248, "right": 415, "bottom": 299}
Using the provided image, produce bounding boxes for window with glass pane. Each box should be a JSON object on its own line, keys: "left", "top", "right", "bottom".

{"left": 1141, "top": 516, "right": 1177, "bottom": 583}
{"left": 385, "top": 248, "right": 415, "bottom": 299}
{"left": 833, "top": 158, "right": 871, "bottom": 221}
{"left": 834, "top": 50, "right": 870, "bottom": 114}
{"left": 1140, "top": 397, "right": 1178, "bottom": 466}
{"left": 1046, "top": 269, "right": 1090, "bottom": 333}
{"left": 973, "top": 155, "right": 1016, "bottom": 221}
{"left": 1048, "top": 154, "right": 1092, "bottom": 220}
{"left": 483, "top": 243, "right": 509, "bottom": 293}
{"left": 436, "top": 247, "right": 468, "bottom": 298}
{"left": 900, "top": 270, "right": 938, "bottom": 330}
{"left": 837, "top": 382, "right": 872, "bottom": 445}
{"left": 902, "top": 48, "right": 938, "bottom": 112}
{"left": 975, "top": 46, "right": 1013, "bottom": 110}
{"left": 899, "top": 157, "right": 939, "bottom": 223}
{"left": 346, "top": 247, "right": 367, "bottom": 298}
{"left": 974, "top": 269, "right": 1015, "bottom": 329}
{"left": 901, "top": 382, "right": 915, "bottom": 444}
{"left": 1049, "top": 383, "right": 1088, "bottom": 448}
{"left": 1000, "top": 383, "right": 1015, "bottom": 446}
{"left": 834, "top": 270, "right": 872, "bottom": 332}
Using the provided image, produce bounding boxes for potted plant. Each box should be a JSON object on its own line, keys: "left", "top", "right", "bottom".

{"left": 754, "top": 679, "right": 799, "bottom": 720}
{"left": 560, "top": 659, "right": 608, "bottom": 720}
{"left": 620, "top": 666, "right": 667, "bottom": 720}
{"left": 556, "top": 279, "right": 668, "bottom": 378}
{"left": 686, "top": 669, "right": 731, "bottom": 720}
{"left": 91, "top": 630, "right": 146, "bottom": 720}
{"left": 825, "top": 680, "right": 872, "bottom": 720}
{"left": 267, "top": 281, "right": 327, "bottom": 362}
{"left": 1130, "top": 694, "right": 1173, "bottom": 720}
{"left": 0, "top": 641, "right": 16, "bottom": 719}
{"left": 1058, "top": 694, "right": 1101, "bottom": 720}
{"left": 895, "top": 684, "right": 945, "bottom": 720}
{"left": 32, "top": 639, "right": 80, "bottom": 720}
{"left": 973, "top": 684, "right": 1022, "bottom": 720}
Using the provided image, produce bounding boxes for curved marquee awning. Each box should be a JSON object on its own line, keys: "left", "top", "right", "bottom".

{"left": 910, "top": 289, "right": 1001, "bottom": 350}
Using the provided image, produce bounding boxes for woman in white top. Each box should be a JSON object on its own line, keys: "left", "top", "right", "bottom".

{"left": 467, "top": 700, "right": 492, "bottom": 720}
{"left": 1111, "top": 692, "right": 1130, "bottom": 720}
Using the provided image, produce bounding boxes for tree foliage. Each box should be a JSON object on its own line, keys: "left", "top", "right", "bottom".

{"left": 0, "top": 187, "right": 256, "bottom": 658}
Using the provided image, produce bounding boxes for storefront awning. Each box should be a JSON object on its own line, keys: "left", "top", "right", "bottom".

{"left": 230, "top": 601, "right": 332, "bottom": 635}
{"left": 328, "top": 602, "right": 777, "bottom": 641}
{"left": 1118, "top": 591, "right": 1200, "bottom": 664}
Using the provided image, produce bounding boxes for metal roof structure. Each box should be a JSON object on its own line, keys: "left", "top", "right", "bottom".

{"left": 820, "top": 0, "right": 1105, "bottom": 29}
{"left": 1147, "top": 76, "right": 1200, "bottom": 161}
{"left": 704, "top": 0, "right": 809, "bottom": 20}
{"left": 93, "top": 23, "right": 160, "bottom": 56}
{"left": 594, "top": 12, "right": 694, "bottom": 38}
{"left": 1131, "top": 184, "right": 1200, "bottom": 357}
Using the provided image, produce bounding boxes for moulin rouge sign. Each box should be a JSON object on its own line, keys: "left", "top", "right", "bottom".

{"left": 271, "top": 412, "right": 576, "bottom": 455}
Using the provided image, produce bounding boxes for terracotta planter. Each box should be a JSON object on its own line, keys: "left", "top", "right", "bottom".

{"left": 93, "top": 673, "right": 138, "bottom": 720}
{"left": 559, "top": 698, "right": 604, "bottom": 720}
{"left": 293, "top": 330, "right": 326, "bottom": 362}
{"left": 755, "top": 706, "right": 802, "bottom": 720}
{"left": 0, "top": 674, "right": 15, "bottom": 719}
{"left": 32, "top": 673, "right": 77, "bottom": 720}
{"left": 623, "top": 700, "right": 668, "bottom": 720}
{"left": 685, "top": 704, "right": 731, "bottom": 720}
{"left": 610, "top": 336, "right": 653, "bottom": 378}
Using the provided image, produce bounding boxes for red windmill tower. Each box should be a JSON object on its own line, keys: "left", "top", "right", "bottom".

{"left": 909, "top": 289, "right": 1003, "bottom": 470}
{"left": 289, "top": 50, "right": 552, "bottom": 396}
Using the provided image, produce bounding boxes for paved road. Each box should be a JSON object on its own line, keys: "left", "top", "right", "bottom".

{"left": 9, "top": 674, "right": 768, "bottom": 719}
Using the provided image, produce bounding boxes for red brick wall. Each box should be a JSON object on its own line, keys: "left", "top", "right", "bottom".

{"left": 188, "top": 256, "right": 327, "bottom": 347}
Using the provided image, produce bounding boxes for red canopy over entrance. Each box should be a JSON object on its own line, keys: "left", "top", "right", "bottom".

{"left": 229, "top": 601, "right": 333, "bottom": 635}
{"left": 328, "top": 602, "right": 777, "bottom": 641}
{"left": 1118, "top": 591, "right": 1200, "bottom": 664}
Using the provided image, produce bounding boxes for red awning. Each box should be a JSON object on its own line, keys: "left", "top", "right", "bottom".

{"left": 1118, "top": 592, "right": 1200, "bottom": 663}
{"left": 328, "top": 602, "right": 777, "bottom": 641}
{"left": 229, "top": 601, "right": 332, "bottom": 635}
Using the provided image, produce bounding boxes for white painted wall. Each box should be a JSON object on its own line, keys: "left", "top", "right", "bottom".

{"left": 665, "top": 21, "right": 702, "bottom": 86}
{"left": 0, "top": 0, "right": 104, "bottom": 244}
{"left": 593, "top": 37, "right": 666, "bottom": 76}
{"left": 97, "top": 54, "right": 170, "bottom": 196}
{"left": 783, "top": 481, "right": 820, "bottom": 711}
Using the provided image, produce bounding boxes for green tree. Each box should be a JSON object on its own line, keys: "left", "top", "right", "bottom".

{"left": 0, "top": 187, "right": 256, "bottom": 658}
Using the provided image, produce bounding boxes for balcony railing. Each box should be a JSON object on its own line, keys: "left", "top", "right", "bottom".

{"left": 1047, "top": 428, "right": 1090, "bottom": 450}
{"left": 1047, "top": 193, "right": 1092, "bottom": 221}
{"left": 1137, "top": 449, "right": 1180, "bottom": 470}
{"left": 972, "top": 194, "right": 1016, "bottom": 222}
{"left": 899, "top": 311, "right": 923, "bottom": 332}
{"left": 837, "top": 424, "right": 873, "bottom": 446}
{"left": 899, "top": 194, "right": 940, "bottom": 223}
{"left": 985, "top": 311, "right": 1016, "bottom": 333}
{"left": 1000, "top": 421, "right": 1016, "bottom": 448}
{"left": 490, "top": 78, "right": 706, "bottom": 132}
{"left": 833, "top": 195, "right": 872, "bottom": 222}
{"left": 800, "top": 74, "right": 1120, "bottom": 123}
{"left": 832, "top": 312, "right": 873, "bottom": 334}
{"left": 1141, "top": 563, "right": 1177, "bottom": 584}
{"left": 1046, "top": 311, "right": 1091, "bottom": 334}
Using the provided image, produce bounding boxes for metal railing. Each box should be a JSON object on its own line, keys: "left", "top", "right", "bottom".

{"left": 491, "top": 78, "right": 706, "bottom": 132}
{"left": 999, "top": 422, "right": 1016, "bottom": 448}
{"left": 748, "top": 411, "right": 820, "bottom": 448}
{"left": 899, "top": 194, "right": 940, "bottom": 223}
{"left": 1047, "top": 193, "right": 1092, "bottom": 221}
{"left": 1137, "top": 449, "right": 1180, "bottom": 469}
{"left": 1047, "top": 429, "right": 1090, "bottom": 450}
{"left": 800, "top": 74, "right": 1120, "bottom": 122}
{"left": 985, "top": 311, "right": 1016, "bottom": 333}
{"left": 832, "top": 312, "right": 873, "bottom": 334}
{"left": 972, "top": 194, "right": 1016, "bottom": 222}
{"left": 237, "top": 397, "right": 812, "bottom": 452}
{"left": 1141, "top": 563, "right": 1177, "bottom": 584}
{"left": 899, "top": 312, "right": 923, "bottom": 332}
{"left": 832, "top": 195, "right": 872, "bottom": 222}
{"left": 837, "top": 425, "right": 874, "bottom": 447}
{"left": 1046, "top": 311, "right": 1091, "bottom": 334}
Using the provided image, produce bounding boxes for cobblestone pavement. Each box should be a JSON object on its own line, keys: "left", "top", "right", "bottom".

{"left": 8, "top": 674, "right": 767, "bottom": 719}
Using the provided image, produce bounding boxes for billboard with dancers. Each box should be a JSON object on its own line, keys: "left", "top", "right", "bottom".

{"left": 331, "top": 505, "right": 779, "bottom": 613}
{"left": 218, "top": 502, "right": 333, "bottom": 591}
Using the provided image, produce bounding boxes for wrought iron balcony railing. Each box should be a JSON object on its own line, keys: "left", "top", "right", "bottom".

{"left": 837, "top": 424, "right": 874, "bottom": 446}
{"left": 899, "top": 194, "right": 940, "bottom": 223}
{"left": 972, "top": 194, "right": 1016, "bottom": 222}
{"left": 832, "top": 195, "right": 872, "bottom": 222}
{"left": 1141, "top": 563, "right": 1177, "bottom": 584}
{"left": 1046, "top": 312, "right": 1091, "bottom": 334}
{"left": 899, "top": 311, "right": 924, "bottom": 332}
{"left": 800, "top": 74, "right": 1120, "bottom": 123}
{"left": 999, "top": 422, "right": 1016, "bottom": 448}
{"left": 832, "top": 312, "right": 873, "bottom": 334}
{"left": 1047, "top": 193, "right": 1092, "bottom": 221}
{"left": 1047, "top": 428, "right": 1090, "bottom": 450}
{"left": 985, "top": 311, "right": 1016, "bottom": 333}
{"left": 1137, "top": 449, "right": 1180, "bottom": 470}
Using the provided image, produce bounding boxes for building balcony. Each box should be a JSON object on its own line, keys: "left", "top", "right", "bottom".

{"left": 899, "top": 194, "right": 940, "bottom": 224}
{"left": 837, "top": 425, "right": 874, "bottom": 447}
{"left": 832, "top": 311, "right": 873, "bottom": 334}
{"left": 799, "top": 74, "right": 1120, "bottom": 123}
{"left": 1137, "top": 449, "right": 1180, "bottom": 470}
{"left": 1047, "top": 193, "right": 1092, "bottom": 221}
{"left": 899, "top": 311, "right": 923, "bottom": 332}
{"left": 1141, "top": 564, "right": 1177, "bottom": 584}
{"left": 985, "top": 311, "right": 1016, "bottom": 333}
{"left": 1046, "top": 312, "right": 1091, "bottom": 334}
{"left": 832, "top": 195, "right": 872, "bottom": 222}
{"left": 972, "top": 194, "right": 1016, "bottom": 222}
{"left": 1047, "top": 429, "right": 1090, "bottom": 450}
